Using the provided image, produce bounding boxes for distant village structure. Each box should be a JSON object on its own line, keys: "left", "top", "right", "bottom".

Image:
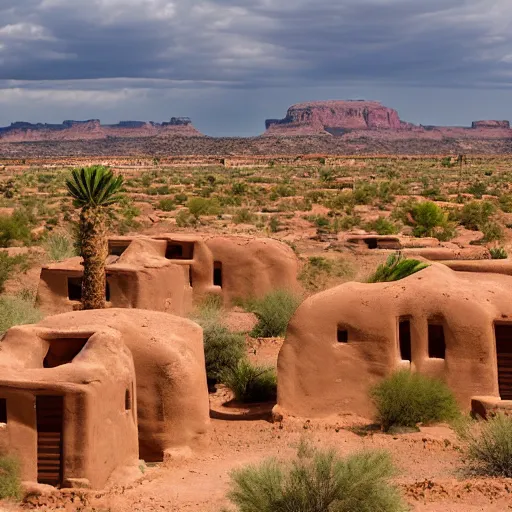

{"left": 37, "top": 234, "right": 300, "bottom": 314}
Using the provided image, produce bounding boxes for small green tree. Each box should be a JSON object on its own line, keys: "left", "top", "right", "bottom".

{"left": 66, "top": 166, "right": 123, "bottom": 310}
{"left": 409, "top": 201, "right": 450, "bottom": 238}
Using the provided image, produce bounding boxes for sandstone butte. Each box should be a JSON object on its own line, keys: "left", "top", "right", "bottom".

{"left": 264, "top": 100, "right": 512, "bottom": 139}
{"left": 0, "top": 117, "right": 203, "bottom": 142}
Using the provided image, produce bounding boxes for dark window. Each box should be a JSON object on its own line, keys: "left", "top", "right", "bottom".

{"left": 428, "top": 324, "right": 446, "bottom": 359}
{"left": 43, "top": 337, "right": 89, "bottom": 368}
{"left": 105, "top": 281, "right": 111, "bottom": 302}
{"left": 337, "top": 328, "right": 348, "bottom": 343}
{"left": 0, "top": 398, "right": 6, "bottom": 423}
{"left": 108, "top": 242, "right": 130, "bottom": 256}
{"left": 125, "top": 389, "right": 131, "bottom": 411}
{"left": 398, "top": 319, "right": 412, "bottom": 361}
{"left": 165, "top": 241, "right": 194, "bottom": 260}
{"left": 67, "top": 277, "right": 82, "bottom": 301}
{"left": 213, "top": 262, "right": 223, "bottom": 287}
{"left": 364, "top": 238, "right": 378, "bottom": 249}
{"left": 189, "top": 267, "right": 193, "bottom": 287}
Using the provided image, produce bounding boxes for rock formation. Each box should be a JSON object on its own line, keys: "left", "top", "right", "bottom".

{"left": 0, "top": 116, "right": 203, "bottom": 142}
{"left": 265, "top": 100, "right": 512, "bottom": 139}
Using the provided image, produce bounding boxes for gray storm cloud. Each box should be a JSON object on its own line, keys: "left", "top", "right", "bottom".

{"left": 0, "top": 0, "right": 511, "bottom": 135}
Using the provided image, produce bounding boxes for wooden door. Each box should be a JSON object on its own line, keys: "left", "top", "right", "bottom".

{"left": 36, "top": 395, "right": 63, "bottom": 486}
{"left": 494, "top": 325, "right": 512, "bottom": 400}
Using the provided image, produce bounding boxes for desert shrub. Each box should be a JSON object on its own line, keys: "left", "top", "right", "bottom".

{"left": 175, "top": 209, "right": 197, "bottom": 228}
{"left": 328, "top": 190, "right": 355, "bottom": 211}
{"left": 299, "top": 256, "right": 355, "bottom": 292}
{"left": 0, "top": 295, "right": 43, "bottom": 335}
{"left": 157, "top": 198, "right": 176, "bottom": 211}
{"left": 467, "top": 181, "right": 487, "bottom": 199}
{"left": 498, "top": 194, "right": 512, "bottom": 213}
{"left": 481, "top": 221, "right": 504, "bottom": 242}
{"left": 489, "top": 247, "right": 508, "bottom": 259}
{"left": 247, "top": 289, "right": 302, "bottom": 338}
{"left": 353, "top": 182, "right": 378, "bottom": 205}
{"left": 365, "top": 216, "right": 398, "bottom": 235}
{"left": 271, "top": 184, "right": 296, "bottom": 199}
{"left": 367, "top": 252, "right": 429, "bottom": 283}
{"left": 441, "top": 156, "right": 455, "bottom": 167}
{"left": 409, "top": 201, "right": 452, "bottom": 239}
{"left": 224, "top": 444, "right": 405, "bottom": 512}
{"left": 221, "top": 360, "right": 277, "bottom": 403}
{"left": 0, "top": 210, "right": 32, "bottom": 247}
{"left": 231, "top": 182, "right": 247, "bottom": 195}
{"left": 0, "top": 252, "right": 30, "bottom": 293}
{"left": 174, "top": 193, "right": 188, "bottom": 205}
{"left": 233, "top": 209, "right": 255, "bottom": 224}
{"left": 42, "top": 231, "right": 77, "bottom": 262}
{"left": 0, "top": 455, "right": 22, "bottom": 501}
{"left": 371, "top": 370, "right": 460, "bottom": 432}
{"left": 460, "top": 201, "right": 495, "bottom": 230}
{"left": 458, "top": 414, "right": 512, "bottom": 477}
{"left": 268, "top": 216, "right": 281, "bottom": 233}
{"left": 192, "top": 301, "right": 246, "bottom": 387}
{"left": 187, "top": 197, "right": 221, "bottom": 219}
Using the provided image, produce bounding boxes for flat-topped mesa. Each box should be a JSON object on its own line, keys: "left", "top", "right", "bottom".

{"left": 265, "top": 100, "right": 413, "bottom": 135}
{"left": 0, "top": 117, "right": 203, "bottom": 142}
{"left": 471, "top": 120, "right": 510, "bottom": 129}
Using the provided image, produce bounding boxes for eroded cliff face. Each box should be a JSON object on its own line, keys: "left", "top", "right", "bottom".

{"left": 265, "top": 100, "right": 412, "bottom": 135}
{"left": 265, "top": 100, "right": 512, "bottom": 138}
{"left": 0, "top": 117, "right": 203, "bottom": 142}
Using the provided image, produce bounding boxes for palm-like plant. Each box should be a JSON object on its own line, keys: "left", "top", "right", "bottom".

{"left": 367, "top": 252, "right": 429, "bottom": 283}
{"left": 66, "top": 166, "right": 123, "bottom": 310}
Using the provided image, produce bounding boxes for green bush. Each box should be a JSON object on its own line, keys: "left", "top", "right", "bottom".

{"left": 0, "top": 295, "right": 43, "bottom": 335}
{"left": 460, "top": 201, "right": 495, "bottom": 230}
{"left": 367, "top": 252, "right": 429, "bottom": 283}
{"left": 459, "top": 414, "right": 512, "bottom": 477}
{"left": 233, "top": 209, "right": 255, "bottom": 224}
{"left": 187, "top": 197, "right": 221, "bottom": 219}
{"left": 246, "top": 289, "right": 302, "bottom": 338}
{"left": 0, "top": 210, "right": 32, "bottom": 248}
{"left": 192, "top": 301, "right": 246, "bottom": 388}
{"left": 481, "top": 221, "right": 504, "bottom": 242}
{"left": 365, "top": 217, "right": 398, "bottom": 235}
{"left": 225, "top": 444, "right": 405, "bottom": 512}
{"left": 175, "top": 209, "right": 197, "bottom": 228}
{"left": 157, "top": 198, "right": 176, "bottom": 211}
{"left": 489, "top": 247, "right": 508, "bottom": 259}
{"left": 409, "top": 201, "right": 452, "bottom": 239}
{"left": 221, "top": 360, "right": 277, "bottom": 403}
{"left": 371, "top": 370, "right": 460, "bottom": 432}
{"left": 42, "top": 231, "right": 77, "bottom": 262}
{"left": 0, "top": 455, "right": 22, "bottom": 501}
{"left": 0, "top": 252, "right": 30, "bottom": 293}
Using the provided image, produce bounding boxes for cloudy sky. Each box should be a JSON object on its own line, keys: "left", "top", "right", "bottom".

{"left": 1, "top": 0, "right": 512, "bottom": 135}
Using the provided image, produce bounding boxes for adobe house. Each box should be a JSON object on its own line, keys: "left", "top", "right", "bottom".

{"left": 0, "top": 309, "right": 210, "bottom": 488}
{"left": 276, "top": 264, "right": 512, "bottom": 419}
{"left": 0, "top": 321, "right": 138, "bottom": 489}
{"left": 37, "top": 238, "right": 192, "bottom": 316}
{"left": 107, "top": 233, "right": 300, "bottom": 305}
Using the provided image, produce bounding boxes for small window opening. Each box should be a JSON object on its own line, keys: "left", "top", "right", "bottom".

{"left": 213, "top": 261, "right": 223, "bottom": 287}
{"left": 43, "top": 336, "right": 90, "bottom": 368}
{"left": 428, "top": 323, "right": 446, "bottom": 359}
{"left": 67, "top": 277, "right": 82, "bottom": 301}
{"left": 398, "top": 318, "right": 412, "bottom": 361}
{"left": 337, "top": 328, "right": 348, "bottom": 343}
{"left": 125, "top": 389, "right": 131, "bottom": 411}
{"left": 0, "top": 398, "right": 6, "bottom": 423}
{"left": 189, "top": 267, "right": 193, "bottom": 287}
{"left": 108, "top": 241, "right": 130, "bottom": 256}
{"left": 364, "top": 238, "right": 378, "bottom": 249}
{"left": 105, "top": 280, "right": 111, "bottom": 302}
{"left": 165, "top": 241, "right": 194, "bottom": 260}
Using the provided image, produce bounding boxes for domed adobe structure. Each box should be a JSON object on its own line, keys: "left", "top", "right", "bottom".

{"left": 277, "top": 264, "right": 512, "bottom": 418}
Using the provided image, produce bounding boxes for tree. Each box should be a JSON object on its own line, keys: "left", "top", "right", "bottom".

{"left": 66, "top": 166, "right": 123, "bottom": 310}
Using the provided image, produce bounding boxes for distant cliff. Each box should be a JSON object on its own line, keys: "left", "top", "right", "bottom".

{"left": 265, "top": 100, "right": 512, "bottom": 140}
{"left": 0, "top": 117, "right": 203, "bottom": 142}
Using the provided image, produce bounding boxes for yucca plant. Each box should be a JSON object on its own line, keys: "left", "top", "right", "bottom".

{"left": 367, "top": 252, "right": 429, "bottom": 283}
{"left": 66, "top": 166, "right": 123, "bottom": 310}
